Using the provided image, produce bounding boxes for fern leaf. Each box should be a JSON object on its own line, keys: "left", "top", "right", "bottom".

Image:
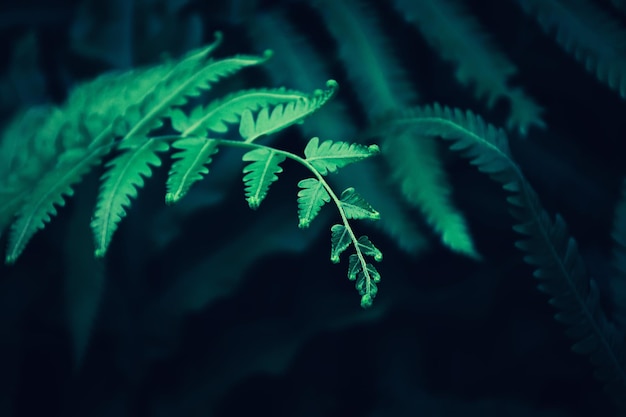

{"left": 347, "top": 254, "right": 381, "bottom": 307}
{"left": 330, "top": 224, "right": 352, "bottom": 263}
{"left": 313, "top": 0, "right": 417, "bottom": 116}
{"left": 238, "top": 80, "right": 339, "bottom": 142}
{"left": 91, "top": 138, "right": 170, "bottom": 257}
{"left": 241, "top": 148, "right": 286, "bottom": 209}
{"left": 170, "top": 87, "right": 310, "bottom": 138}
{"left": 356, "top": 235, "right": 383, "bottom": 261}
{"left": 379, "top": 125, "right": 480, "bottom": 259}
{"left": 393, "top": 0, "right": 544, "bottom": 133}
{"left": 339, "top": 187, "right": 380, "bottom": 220}
{"left": 383, "top": 103, "right": 626, "bottom": 408}
{"left": 355, "top": 262, "right": 380, "bottom": 307}
{"left": 5, "top": 145, "right": 110, "bottom": 263}
{"left": 165, "top": 138, "right": 220, "bottom": 205}
{"left": 297, "top": 178, "right": 330, "bottom": 228}
{"left": 116, "top": 50, "right": 272, "bottom": 141}
{"left": 348, "top": 254, "right": 360, "bottom": 280}
{"left": 517, "top": 0, "right": 626, "bottom": 99}
{"left": 166, "top": 87, "right": 319, "bottom": 203}
{"left": 303, "top": 137, "right": 380, "bottom": 175}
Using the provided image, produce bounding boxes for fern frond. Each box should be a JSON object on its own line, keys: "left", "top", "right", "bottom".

{"left": 91, "top": 138, "right": 170, "bottom": 257}
{"left": 170, "top": 87, "right": 309, "bottom": 138}
{"left": 0, "top": 106, "right": 55, "bottom": 239}
{"left": 354, "top": 260, "right": 381, "bottom": 306}
{"left": 381, "top": 102, "right": 626, "bottom": 407}
{"left": 297, "top": 178, "right": 331, "bottom": 228}
{"left": 339, "top": 187, "right": 380, "bottom": 221}
{"left": 313, "top": 0, "right": 418, "bottom": 116}
{"left": 165, "top": 138, "right": 220, "bottom": 205}
{"left": 115, "top": 51, "right": 273, "bottom": 141}
{"left": 355, "top": 235, "right": 383, "bottom": 261}
{"left": 6, "top": 145, "right": 110, "bottom": 263}
{"left": 330, "top": 224, "right": 352, "bottom": 263}
{"left": 241, "top": 147, "right": 286, "bottom": 209}
{"left": 516, "top": 0, "right": 626, "bottom": 99}
{"left": 393, "top": 0, "right": 544, "bottom": 133}
{"left": 330, "top": 226, "right": 382, "bottom": 307}
{"left": 166, "top": 87, "right": 319, "bottom": 204}
{"left": 303, "top": 137, "right": 380, "bottom": 175}
{"left": 238, "top": 80, "right": 339, "bottom": 142}
{"left": 377, "top": 124, "right": 480, "bottom": 259}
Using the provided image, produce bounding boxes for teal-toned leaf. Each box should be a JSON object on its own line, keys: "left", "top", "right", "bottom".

{"left": 6, "top": 146, "right": 108, "bottom": 263}
{"left": 242, "top": 148, "right": 286, "bottom": 209}
{"left": 339, "top": 187, "right": 380, "bottom": 220}
{"left": 238, "top": 80, "right": 339, "bottom": 142}
{"left": 330, "top": 224, "right": 352, "bottom": 263}
{"left": 356, "top": 235, "right": 383, "bottom": 261}
{"left": 297, "top": 178, "right": 331, "bottom": 228}
{"left": 119, "top": 50, "right": 272, "bottom": 140}
{"left": 356, "top": 264, "right": 379, "bottom": 308}
{"left": 304, "top": 137, "right": 379, "bottom": 175}
{"left": 170, "top": 87, "right": 310, "bottom": 137}
{"left": 91, "top": 138, "right": 170, "bottom": 257}
{"left": 348, "top": 254, "right": 360, "bottom": 280}
{"left": 166, "top": 138, "right": 220, "bottom": 204}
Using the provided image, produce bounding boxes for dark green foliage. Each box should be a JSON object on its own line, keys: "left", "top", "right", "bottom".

{"left": 375, "top": 103, "right": 626, "bottom": 409}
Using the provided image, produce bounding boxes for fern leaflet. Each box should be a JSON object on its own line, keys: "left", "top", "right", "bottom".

{"left": 378, "top": 102, "right": 626, "bottom": 407}
{"left": 238, "top": 80, "right": 339, "bottom": 142}
{"left": 0, "top": 37, "right": 385, "bottom": 309}
{"left": 339, "top": 187, "right": 380, "bottom": 220}
{"left": 165, "top": 138, "right": 220, "bottom": 205}
{"left": 91, "top": 138, "right": 170, "bottom": 257}
{"left": 297, "top": 178, "right": 331, "bottom": 228}
{"left": 303, "top": 136, "right": 380, "bottom": 175}
{"left": 331, "top": 224, "right": 353, "bottom": 263}
{"left": 166, "top": 86, "right": 333, "bottom": 204}
{"left": 242, "top": 148, "right": 286, "bottom": 209}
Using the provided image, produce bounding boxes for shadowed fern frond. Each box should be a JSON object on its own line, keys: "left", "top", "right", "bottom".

{"left": 0, "top": 36, "right": 383, "bottom": 307}
{"left": 377, "top": 103, "right": 626, "bottom": 407}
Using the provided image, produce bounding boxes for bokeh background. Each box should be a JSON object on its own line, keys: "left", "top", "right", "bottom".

{"left": 1, "top": 0, "right": 625, "bottom": 416}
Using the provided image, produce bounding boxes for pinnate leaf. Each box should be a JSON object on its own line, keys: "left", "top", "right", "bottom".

{"left": 242, "top": 148, "right": 286, "bottom": 209}
{"left": 297, "top": 178, "right": 330, "bottom": 228}
{"left": 340, "top": 187, "right": 380, "bottom": 220}
{"left": 356, "top": 235, "right": 383, "bottom": 261}
{"left": 238, "top": 80, "right": 339, "bottom": 142}
{"left": 304, "top": 137, "right": 380, "bottom": 175}
{"left": 166, "top": 138, "right": 220, "bottom": 204}
{"left": 330, "top": 224, "right": 352, "bottom": 263}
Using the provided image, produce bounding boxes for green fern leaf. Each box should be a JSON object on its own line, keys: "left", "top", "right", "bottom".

{"left": 375, "top": 123, "right": 479, "bottom": 259}
{"left": 241, "top": 148, "right": 286, "bottom": 209}
{"left": 355, "top": 263, "right": 380, "bottom": 308}
{"left": 356, "top": 235, "right": 383, "bottom": 261}
{"left": 165, "top": 138, "right": 219, "bottom": 205}
{"left": 340, "top": 187, "right": 380, "bottom": 220}
{"left": 170, "top": 87, "right": 310, "bottom": 138}
{"left": 91, "top": 138, "right": 170, "bottom": 257}
{"left": 304, "top": 137, "right": 380, "bottom": 175}
{"left": 347, "top": 254, "right": 360, "bottom": 280}
{"left": 330, "top": 224, "right": 352, "bottom": 263}
{"left": 116, "top": 51, "right": 272, "bottom": 141}
{"left": 166, "top": 87, "right": 315, "bottom": 203}
{"left": 297, "top": 178, "right": 330, "bottom": 228}
{"left": 387, "top": 103, "right": 626, "bottom": 406}
{"left": 5, "top": 146, "right": 109, "bottom": 263}
{"left": 238, "top": 80, "right": 339, "bottom": 142}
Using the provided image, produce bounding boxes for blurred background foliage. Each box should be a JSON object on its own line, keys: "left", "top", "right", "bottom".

{"left": 0, "top": 0, "right": 625, "bottom": 416}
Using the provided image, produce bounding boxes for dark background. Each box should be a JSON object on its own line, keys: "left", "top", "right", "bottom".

{"left": 1, "top": 0, "right": 625, "bottom": 416}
